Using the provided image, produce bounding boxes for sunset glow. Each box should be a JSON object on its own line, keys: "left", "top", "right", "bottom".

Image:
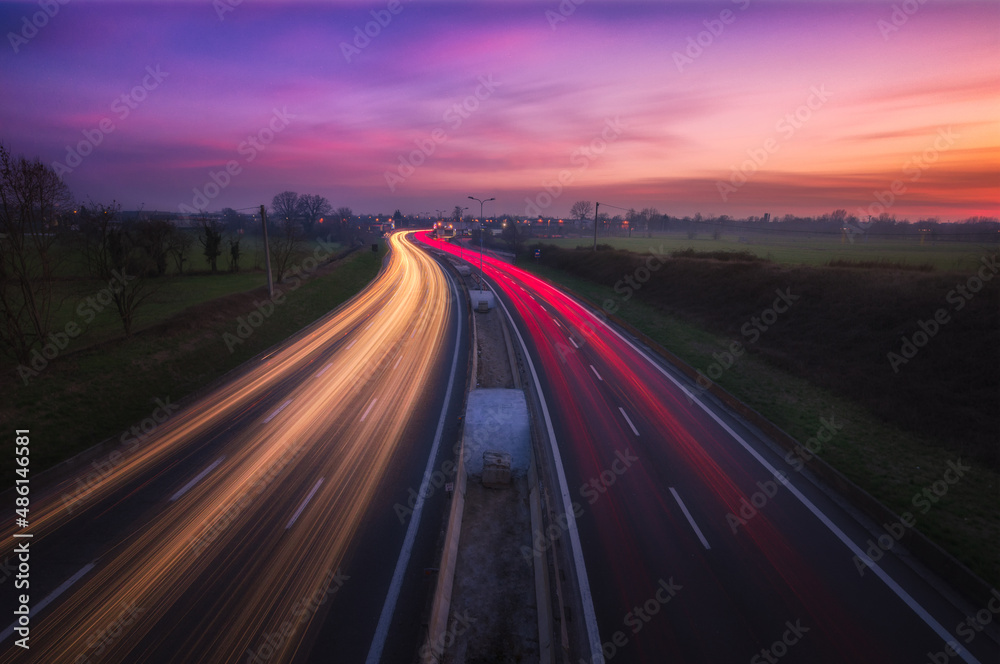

{"left": 1, "top": 0, "right": 997, "bottom": 219}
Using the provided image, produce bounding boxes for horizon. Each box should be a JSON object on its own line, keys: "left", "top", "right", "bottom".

{"left": 2, "top": 0, "right": 998, "bottom": 222}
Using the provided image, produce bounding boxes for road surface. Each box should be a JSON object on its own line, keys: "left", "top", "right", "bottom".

{"left": 417, "top": 231, "right": 997, "bottom": 664}
{"left": 1, "top": 232, "right": 468, "bottom": 664}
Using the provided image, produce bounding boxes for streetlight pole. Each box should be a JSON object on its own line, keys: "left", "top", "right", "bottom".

{"left": 592, "top": 201, "right": 600, "bottom": 251}
{"left": 468, "top": 195, "right": 494, "bottom": 285}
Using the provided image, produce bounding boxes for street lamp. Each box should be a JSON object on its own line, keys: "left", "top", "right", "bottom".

{"left": 468, "top": 195, "right": 494, "bottom": 284}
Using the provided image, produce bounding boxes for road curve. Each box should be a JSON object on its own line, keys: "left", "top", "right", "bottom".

{"left": 1, "top": 231, "right": 466, "bottom": 664}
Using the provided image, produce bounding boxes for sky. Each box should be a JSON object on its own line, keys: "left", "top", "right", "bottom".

{"left": 1, "top": 0, "right": 998, "bottom": 221}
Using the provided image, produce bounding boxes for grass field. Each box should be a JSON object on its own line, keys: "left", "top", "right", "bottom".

{"left": 538, "top": 232, "right": 996, "bottom": 271}
{"left": 48, "top": 232, "right": 273, "bottom": 277}
{"left": 38, "top": 238, "right": 341, "bottom": 354}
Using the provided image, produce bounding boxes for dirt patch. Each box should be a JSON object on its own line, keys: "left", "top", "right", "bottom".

{"left": 445, "top": 480, "right": 538, "bottom": 664}
{"left": 475, "top": 305, "right": 515, "bottom": 389}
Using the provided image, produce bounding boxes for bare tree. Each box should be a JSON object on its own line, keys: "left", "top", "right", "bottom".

{"left": 0, "top": 144, "right": 73, "bottom": 362}
{"left": 135, "top": 219, "right": 173, "bottom": 276}
{"left": 167, "top": 227, "right": 193, "bottom": 274}
{"left": 641, "top": 207, "right": 659, "bottom": 237}
{"left": 199, "top": 218, "right": 224, "bottom": 272}
{"left": 332, "top": 206, "right": 352, "bottom": 242}
{"left": 271, "top": 191, "right": 300, "bottom": 224}
{"left": 686, "top": 221, "right": 698, "bottom": 240}
{"left": 78, "top": 202, "right": 157, "bottom": 337}
{"left": 228, "top": 236, "right": 241, "bottom": 272}
{"left": 571, "top": 200, "right": 593, "bottom": 222}
{"left": 269, "top": 216, "right": 299, "bottom": 281}
{"left": 297, "top": 194, "right": 332, "bottom": 233}
{"left": 452, "top": 205, "right": 464, "bottom": 224}
{"left": 501, "top": 219, "right": 520, "bottom": 254}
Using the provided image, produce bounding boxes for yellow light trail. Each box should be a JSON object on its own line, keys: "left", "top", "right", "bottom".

{"left": 0, "top": 231, "right": 454, "bottom": 664}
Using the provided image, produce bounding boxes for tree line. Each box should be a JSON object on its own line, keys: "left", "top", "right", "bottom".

{"left": 0, "top": 145, "right": 356, "bottom": 367}
{"left": 557, "top": 200, "right": 999, "bottom": 241}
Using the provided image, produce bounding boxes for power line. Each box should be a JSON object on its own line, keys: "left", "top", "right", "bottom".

{"left": 597, "top": 202, "right": 629, "bottom": 212}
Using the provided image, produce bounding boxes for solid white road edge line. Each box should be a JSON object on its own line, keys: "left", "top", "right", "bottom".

{"left": 589, "top": 300, "right": 981, "bottom": 664}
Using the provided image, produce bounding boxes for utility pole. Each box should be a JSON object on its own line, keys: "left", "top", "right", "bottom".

{"left": 260, "top": 205, "right": 274, "bottom": 297}
{"left": 592, "top": 201, "right": 599, "bottom": 250}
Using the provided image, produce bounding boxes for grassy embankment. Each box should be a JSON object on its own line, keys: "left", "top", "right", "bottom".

{"left": 1, "top": 239, "right": 384, "bottom": 485}
{"left": 517, "top": 238, "right": 999, "bottom": 587}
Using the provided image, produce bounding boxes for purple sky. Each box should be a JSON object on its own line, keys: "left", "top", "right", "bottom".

{"left": 2, "top": 1, "right": 998, "bottom": 220}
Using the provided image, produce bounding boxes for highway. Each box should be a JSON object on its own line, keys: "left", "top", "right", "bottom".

{"left": 417, "top": 232, "right": 997, "bottom": 664}
{"left": 0, "top": 232, "right": 468, "bottom": 664}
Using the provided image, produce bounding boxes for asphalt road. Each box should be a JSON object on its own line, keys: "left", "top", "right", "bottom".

{"left": 417, "top": 232, "right": 998, "bottom": 664}
{"left": 0, "top": 232, "right": 468, "bottom": 664}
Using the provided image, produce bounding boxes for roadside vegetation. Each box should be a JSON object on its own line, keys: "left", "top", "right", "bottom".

{"left": 0, "top": 245, "right": 383, "bottom": 485}
{"left": 0, "top": 146, "right": 383, "bottom": 484}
